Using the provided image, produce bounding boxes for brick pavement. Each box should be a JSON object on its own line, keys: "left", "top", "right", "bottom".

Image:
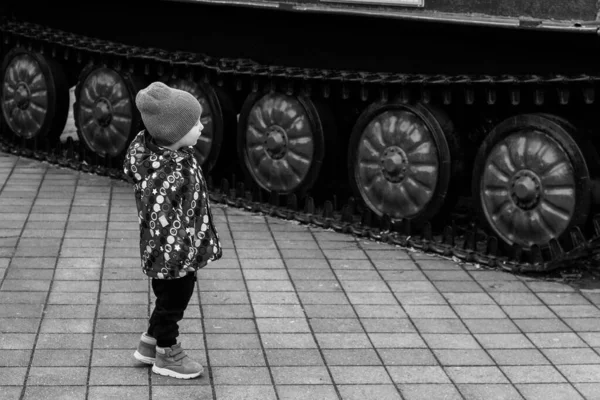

{"left": 0, "top": 151, "right": 599, "bottom": 400}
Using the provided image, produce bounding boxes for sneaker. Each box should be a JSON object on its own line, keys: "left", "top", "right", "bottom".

{"left": 152, "top": 343, "right": 204, "bottom": 379}
{"left": 133, "top": 332, "right": 156, "bottom": 365}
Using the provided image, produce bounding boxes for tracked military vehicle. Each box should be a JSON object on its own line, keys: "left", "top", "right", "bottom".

{"left": 2, "top": 0, "right": 600, "bottom": 269}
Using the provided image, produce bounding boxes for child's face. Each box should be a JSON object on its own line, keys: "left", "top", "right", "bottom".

{"left": 179, "top": 116, "right": 204, "bottom": 148}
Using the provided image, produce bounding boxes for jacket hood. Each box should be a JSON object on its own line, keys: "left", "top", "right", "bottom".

{"left": 124, "top": 130, "right": 194, "bottom": 184}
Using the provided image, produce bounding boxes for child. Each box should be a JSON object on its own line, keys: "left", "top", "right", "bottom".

{"left": 123, "top": 81, "right": 223, "bottom": 379}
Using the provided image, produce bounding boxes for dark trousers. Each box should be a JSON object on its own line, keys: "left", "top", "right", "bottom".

{"left": 148, "top": 272, "right": 196, "bottom": 348}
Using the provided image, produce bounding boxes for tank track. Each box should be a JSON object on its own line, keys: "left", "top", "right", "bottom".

{"left": 1, "top": 17, "right": 600, "bottom": 276}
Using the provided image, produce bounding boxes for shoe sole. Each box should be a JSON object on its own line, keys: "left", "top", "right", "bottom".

{"left": 134, "top": 351, "right": 155, "bottom": 365}
{"left": 152, "top": 364, "right": 203, "bottom": 379}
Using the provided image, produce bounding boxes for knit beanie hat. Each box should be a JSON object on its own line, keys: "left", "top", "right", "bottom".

{"left": 135, "top": 82, "right": 202, "bottom": 145}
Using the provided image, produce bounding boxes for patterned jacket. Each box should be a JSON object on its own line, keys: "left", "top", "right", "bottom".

{"left": 123, "top": 130, "right": 222, "bottom": 279}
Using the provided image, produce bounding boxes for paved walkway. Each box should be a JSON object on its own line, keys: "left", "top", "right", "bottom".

{"left": 0, "top": 151, "right": 599, "bottom": 400}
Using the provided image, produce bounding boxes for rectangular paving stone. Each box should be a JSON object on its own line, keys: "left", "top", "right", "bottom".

{"left": 354, "top": 305, "right": 405, "bottom": 319}
{"left": 151, "top": 386, "right": 212, "bottom": 398}
{"left": 564, "top": 318, "right": 600, "bottom": 332}
{"left": 526, "top": 332, "right": 588, "bottom": 348}
{"left": 490, "top": 292, "right": 543, "bottom": 306}
{"left": 256, "top": 318, "right": 311, "bottom": 333}
{"left": 298, "top": 292, "right": 349, "bottom": 305}
{"left": 35, "top": 333, "right": 92, "bottom": 350}
{"left": 39, "top": 319, "right": 94, "bottom": 333}
{"left": 336, "top": 270, "right": 384, "bottom": 281}
{"left": 0, "top": 367, "right": 27, "bottom": 386}
{"left": 330, "top": 366, "right": 391, "bottom": 384}
{"left": 95, "top": 319, "right": 147, "bottom": 333}
{"left": 387, "top": 366, "right": 450, "bottom": 384}
{"left": 271, "top": 366, "right": 332, "bottom": 385}
{"left": 445, "top": 366, "right": 508, "bottom": 384}
{"left": 315, "top": 333, "right": 372, "bottom": 349}
{"left": 395, "top": 293, "right": 447, "bottom": 305}
{"left": 463, "top": 319, "right": 520, "bottom": 334}
{"left": 378, "top": 349, "right": 437, "bottom": 366}
{"left": 556, "top": 365, "right": 600, "bottom": 383}
{"left": 444, "top": 293, "right": 494, "bottom": 305}
{"left": 526, "top": 281, "right": 575, "bottom": 292}
{"left": 206, "top": 333, "right": 262, "bottom": 349}
{"left": 480, "top": 280, "right": 531, "bottom": 292}
{"left": 88, "top": 366, "right": 149, "bottom": 385}
{"left": 422, "top": 334, "right": 481, "bottom": 349}
{"left": 433, "top": 349, "right": 495, "bottom": 366}
{"left": 265, "top": 349, "right": 324, "bottom": 366}
{"left": 204, "top": 319, "right": 257, "bottom": 334}
{"left": 457, "top": 384, "right": 523, "bottom": 400}
{"left": 0, "top": 304, "right": 44, "bottom": 318}
{"left": 538, "top": 292, "right": 591, "bottom": 305}
{"left": 502, "top": 305, "right": 556, "bottom": 319}
{"left": 0, "top": 387, "right": 22, "bottom": 400}
{"left": 502, "top": 366, "right": 567, "bottom": 383}
{"left": 293, "top": 281, "right": 343, "bottom": 292}
{"left": 488, "top": 349, "right": 550, "bottom": 366}
{"left": 45, "top": 305, "right": 96, "bottom": 318}
{"left": 0, "top": 333, "right": 36, "bottom": 350}
{"left": 276, "top": 385, "right": 337, "bottom": 400}
{"left": 404, "top": 305, "right": 458, "bottom": 319}
{"left": 261, "top": 333, "right": 317, "bottom": 349}
{"left": 22, "top": 386, "right": 87, "bottom": 400}
{"left": 453, "top": 305, "right": 507, "bottom": 319}
{"left": 412, "top": 319, "right": 468, "bottom": 334}
{"left": 0, "top": 318, "right": 40, "bottom": 333}
{"left": 399, "top": 384, "right": 461, "bottom": 400}
{"left": 551, "top": 305, "right": 600, "bottom": 318}
{"left": 201, "top": 291, "right": 250, "bottom": 305}
{"left": 475, "top": 333, "right": 534, "bottom": 349}
{"left": 542, "top": 348, "right": 600, "bottom": 364}
{"left": 517, "top": 383, "right": 584, "bottom": 400}
{"left": 93, "top": 333, "right": 140, "bottom": 349}
{"left": 252, "top": 305, "right": 304, "bottom": 318}
{"left": 26, "top": 366, "right": 88, "bottom": 385}
{"left": 580, "top": 332, "right": 600, "bottom": 347}
{"left": 368, "top": 333, "right": 427, "bottom": 348}
{"left": 212, "top": 366, "right": 272, "bottom": 385}
{"left": 1, "top": 279, "right": 51, "bottom": 292}
{"left": 88, "top": 386, "right": 150, "bottom": 400}
{"left": 389, "top": 281, "right": 437, "bottom": 293}
{"left": 208, "top": 349, "right": 266, "bottom": 366}
{"left": 202, "top": 304, "right": 254, "bottom": 318}
{"left": 514, "top": 318, "right": 572, "bottom": 333}
{"left": 0, "top": 350, "right": 31, "bottom": 367}
{"left": 322, "top": 349, "right": 382, "bottom": 366}
{"left": 31, "top": 349, "right": 90, "bottom": 367}
{"left": 97, "top": 305, "right": 147, "bottom": 319}
{"left": 6, "top": 269, "right": 54, "bottom": 280}
{"left": 304, "top": 305, "right": 356, "bottom": 318}
{"left": 310, "top": 318, "right": 365, "bottom": 333}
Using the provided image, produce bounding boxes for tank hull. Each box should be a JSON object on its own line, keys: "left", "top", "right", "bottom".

{"left": 1, "top": 1, "right": 599, "bottom": 76}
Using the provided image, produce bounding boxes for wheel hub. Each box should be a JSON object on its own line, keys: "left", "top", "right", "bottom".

{"left": 264, "top": 125, "right": 288, "bottom": 160}
{"left": 381, "top": 146, "right": 408, "bottom": 183}
{"left": 14, "top": 83, "right": 30, "bottom": 110}
{"left": 510, "top": 170, "right": 541, "bottom": 210}
{"left": 93, "top": 98, "right": 113, "bottom": 127}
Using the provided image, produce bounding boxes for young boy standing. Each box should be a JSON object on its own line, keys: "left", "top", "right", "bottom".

{"left": 123, "top": 81, "right": 222, "bottom": 379}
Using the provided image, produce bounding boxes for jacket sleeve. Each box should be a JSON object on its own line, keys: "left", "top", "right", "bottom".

{"left": 147, "top": 164, "right": 193, "bottom": 273}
